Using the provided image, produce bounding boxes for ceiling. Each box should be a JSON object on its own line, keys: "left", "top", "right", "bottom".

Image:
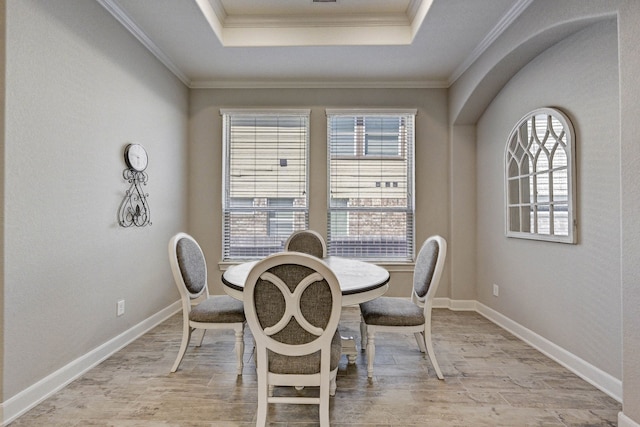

{"left": 98, "top": 0, "right": 531, "bottom": 88}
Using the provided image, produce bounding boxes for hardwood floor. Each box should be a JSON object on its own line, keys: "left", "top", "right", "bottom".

{"left": 9, "top": 307, "right": 620, "bottom": 426}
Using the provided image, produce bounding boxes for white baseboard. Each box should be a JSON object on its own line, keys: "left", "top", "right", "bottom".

{"left": 1, "top": 301, "right": 181, "bottom": 426}
{"left": 409, "top": 297, "right": 622, "bottom": 403}
{"left": 433, "top": 297, "right": 476, "bottom": 311}
{"left": 619, "top": 412, "right": 640, "bottom": 427}
{"left": 475, "top": 301, "right": 622, "bottom": 403}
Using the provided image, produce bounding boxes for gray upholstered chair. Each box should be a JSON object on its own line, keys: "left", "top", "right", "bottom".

{"left": 168, "top": 232, "right": 245, "bottom": 374}
{"left": 284, "top": 229, "right": 327, "bottom": 258}
{"left": 359, "top": 235, "right": 447, "bottom": 380}
{"left": 243, "top": 252, "right": 342, "bottom": 427}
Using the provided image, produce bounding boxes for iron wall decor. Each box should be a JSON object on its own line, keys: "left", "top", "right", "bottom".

{"left": 118, "top": 143, "right": 151, "bottom": 227}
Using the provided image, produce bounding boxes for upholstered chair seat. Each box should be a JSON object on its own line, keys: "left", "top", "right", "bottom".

{"left": 189, "top": 296, "right": 246, "bottom": 323}
{"left": 360, "top": 298, "right": 424, "bottom": 327}
{"left": 268, "top": 330, "right": 342, "bottom": 375}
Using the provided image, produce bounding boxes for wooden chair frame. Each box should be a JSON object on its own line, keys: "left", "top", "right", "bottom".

{"left": 244, "top": 252, "right": 342, "bottom": 427}
{"left": 360, "top": 235, "right": 447, "bottom": 380}
{"left": 168, "top": 232, "right": 245, "bottom": 374}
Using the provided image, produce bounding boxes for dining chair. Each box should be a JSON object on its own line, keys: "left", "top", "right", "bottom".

{"left": 284, "top": 229, "right": 327, "bottom": 258}
{"left": 359, "top": 235, "right": 447, "bottom": 380}
{"left": 243, "top": 251, "right": 342, "bottom": 427}
{"left": 168, "top": 232, "right": 245, "bottom": 374}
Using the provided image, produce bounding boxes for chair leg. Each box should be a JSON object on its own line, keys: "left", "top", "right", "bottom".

{"left": 256, "top": 361, "right": 268, "bottom": 427}
{"left": 171, "top": 322, "right": 192, "bottom": 373}
{"left": 366, "top": 328, "right": 376, "bottom": 378}
{"left": 329, "top": 369, "right": 337, "bottom": 396}
{"left": 423, "top": 325, "right": 443, "bottom": 380}
{"left": 256, "top": 390, "right": 268, "bottom": 427}
{"left": 253, "top": 339, "right": 257, "bottom": 368}
{"left": 235, "top": 328, "right": 245, "bottom": 375}
{"left": 319, "top": 380, "right": 330, "bottom": 427}
{"left": 360, "top": 316, "right": 368, "bottom": 350}
{"left": 195, "top": 328, "right": 206, "bottom": 347}
{"left": 414, "top": 332, "right": 427, "bottom": 353}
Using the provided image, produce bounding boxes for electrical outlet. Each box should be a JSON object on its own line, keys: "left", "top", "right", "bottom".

{"left": 492, "top": 284, "right": 499, "bottom": 297}
{"left": 117, "top": 299, "right": 125, "bottom": 316}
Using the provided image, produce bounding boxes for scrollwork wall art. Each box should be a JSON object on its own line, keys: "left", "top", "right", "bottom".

{"left": 118, "top": 143, "right": 151, "bottom": 227}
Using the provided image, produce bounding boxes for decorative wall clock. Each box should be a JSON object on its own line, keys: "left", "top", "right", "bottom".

{"left": 118, "top": 143, "right": 151, "bottom": 227}
{"left": 124, "top": 143, "right": 148, "bottom": 172}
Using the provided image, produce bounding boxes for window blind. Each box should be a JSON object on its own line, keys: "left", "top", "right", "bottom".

{"left": 222, "top": 110, "right": 310, "bottom": 260}
{"left": 326, "top": 110, "right": 415, "bottom": 261}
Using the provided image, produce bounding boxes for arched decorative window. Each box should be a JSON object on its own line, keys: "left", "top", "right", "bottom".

{"left": 505, "top": 107, "right": 576, "bottom": 243}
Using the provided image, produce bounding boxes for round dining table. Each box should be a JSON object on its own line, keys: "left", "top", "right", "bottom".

{"left": 221, "top": 256, "right": 390, "bottom": 362}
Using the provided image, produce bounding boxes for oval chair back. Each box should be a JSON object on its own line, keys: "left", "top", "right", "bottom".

{"left": 412, "top": 235, "right": 447, "bottom": 306}
{"left": 284, "top": 230, "right": 327, "bottom": 258}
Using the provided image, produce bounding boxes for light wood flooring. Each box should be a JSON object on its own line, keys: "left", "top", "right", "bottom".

{"left": 9, "top": 307, "right": 621, "bottom": 426}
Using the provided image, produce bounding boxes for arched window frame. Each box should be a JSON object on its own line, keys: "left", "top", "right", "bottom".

{"left": 504, "top": 107, "right": 577, "bottom": 244}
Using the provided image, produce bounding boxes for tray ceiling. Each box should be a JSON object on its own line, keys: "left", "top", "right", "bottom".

{"left": 97, "top": 0, "right": 531, "bottom": 88}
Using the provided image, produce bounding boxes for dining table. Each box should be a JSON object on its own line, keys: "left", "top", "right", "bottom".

{"left": 221, "top": 256, "right": 390, "bottom": 363}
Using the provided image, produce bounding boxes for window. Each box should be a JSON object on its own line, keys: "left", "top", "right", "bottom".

{"left": 222, "top": 110, "right": 310, "bottom": 260}
{"left": 326, "top": 109, "right": 416, "bottom": 261}
{"left": 505, "top": 107, "right": 576, "bottom": 243}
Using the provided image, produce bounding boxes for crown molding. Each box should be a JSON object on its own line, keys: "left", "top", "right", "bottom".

{"left": 94, "top": 0, "right": 447, "bottom": 91}
{"left": 189, "top": 79, "right": 449, "bottom": 90}
{"left": 406, "top": 0, "right": 422, "bottom": 22}
{"left": 448, "top": 0, "right": 534, "bottom": 85}
{"left": 208, "top": 0, "right": 417, "bottom": 29}
{"left": 97, "top": 0, "right": 530, "bottom": 91}
{"left": 199, "top": 0, "right": 433, "bottom": 46}
{"left": 223, "top": 13, "right": 410, "bottom": 29}
{"left": 96, "top": 0, "right": 191, "bottom": 86}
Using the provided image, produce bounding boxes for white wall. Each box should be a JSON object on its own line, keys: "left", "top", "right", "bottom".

{"left": 3, "top": 0, "right": 188, "bottom": 402}
{"left": 188, "top": 88, "right": 452, "bottom": 298}
{"left": 475, "top": 19, "right": 621, "bottom": 377}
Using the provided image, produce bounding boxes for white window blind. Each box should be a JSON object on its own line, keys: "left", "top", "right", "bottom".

{"left": 222, "top": 110, "right": 310, "bottom": 260}
{"left": 326, "top": 110, "right": 415, "bottom": 261}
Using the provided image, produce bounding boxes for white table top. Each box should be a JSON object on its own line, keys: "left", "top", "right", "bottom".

{"left": 221, "top": 256, "right": 390, "bottom": 306}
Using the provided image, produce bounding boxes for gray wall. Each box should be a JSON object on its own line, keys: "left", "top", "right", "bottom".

{"left": 0, "top": 0, "right": 6, "bottom": 404}
{"left": 618, "top": 1, "right": 640, "bottom": 422}
{"left": 188, "top": 88, "right": 451, "bottom": 298}
{"left": 476, "top": 19, "right": 621, "bottom": 377}
{"left": 449, "top": 0, "right": 640, "bottom": 420}
{"left": 2, "top": 0, "right": 188, "bottom": 399}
